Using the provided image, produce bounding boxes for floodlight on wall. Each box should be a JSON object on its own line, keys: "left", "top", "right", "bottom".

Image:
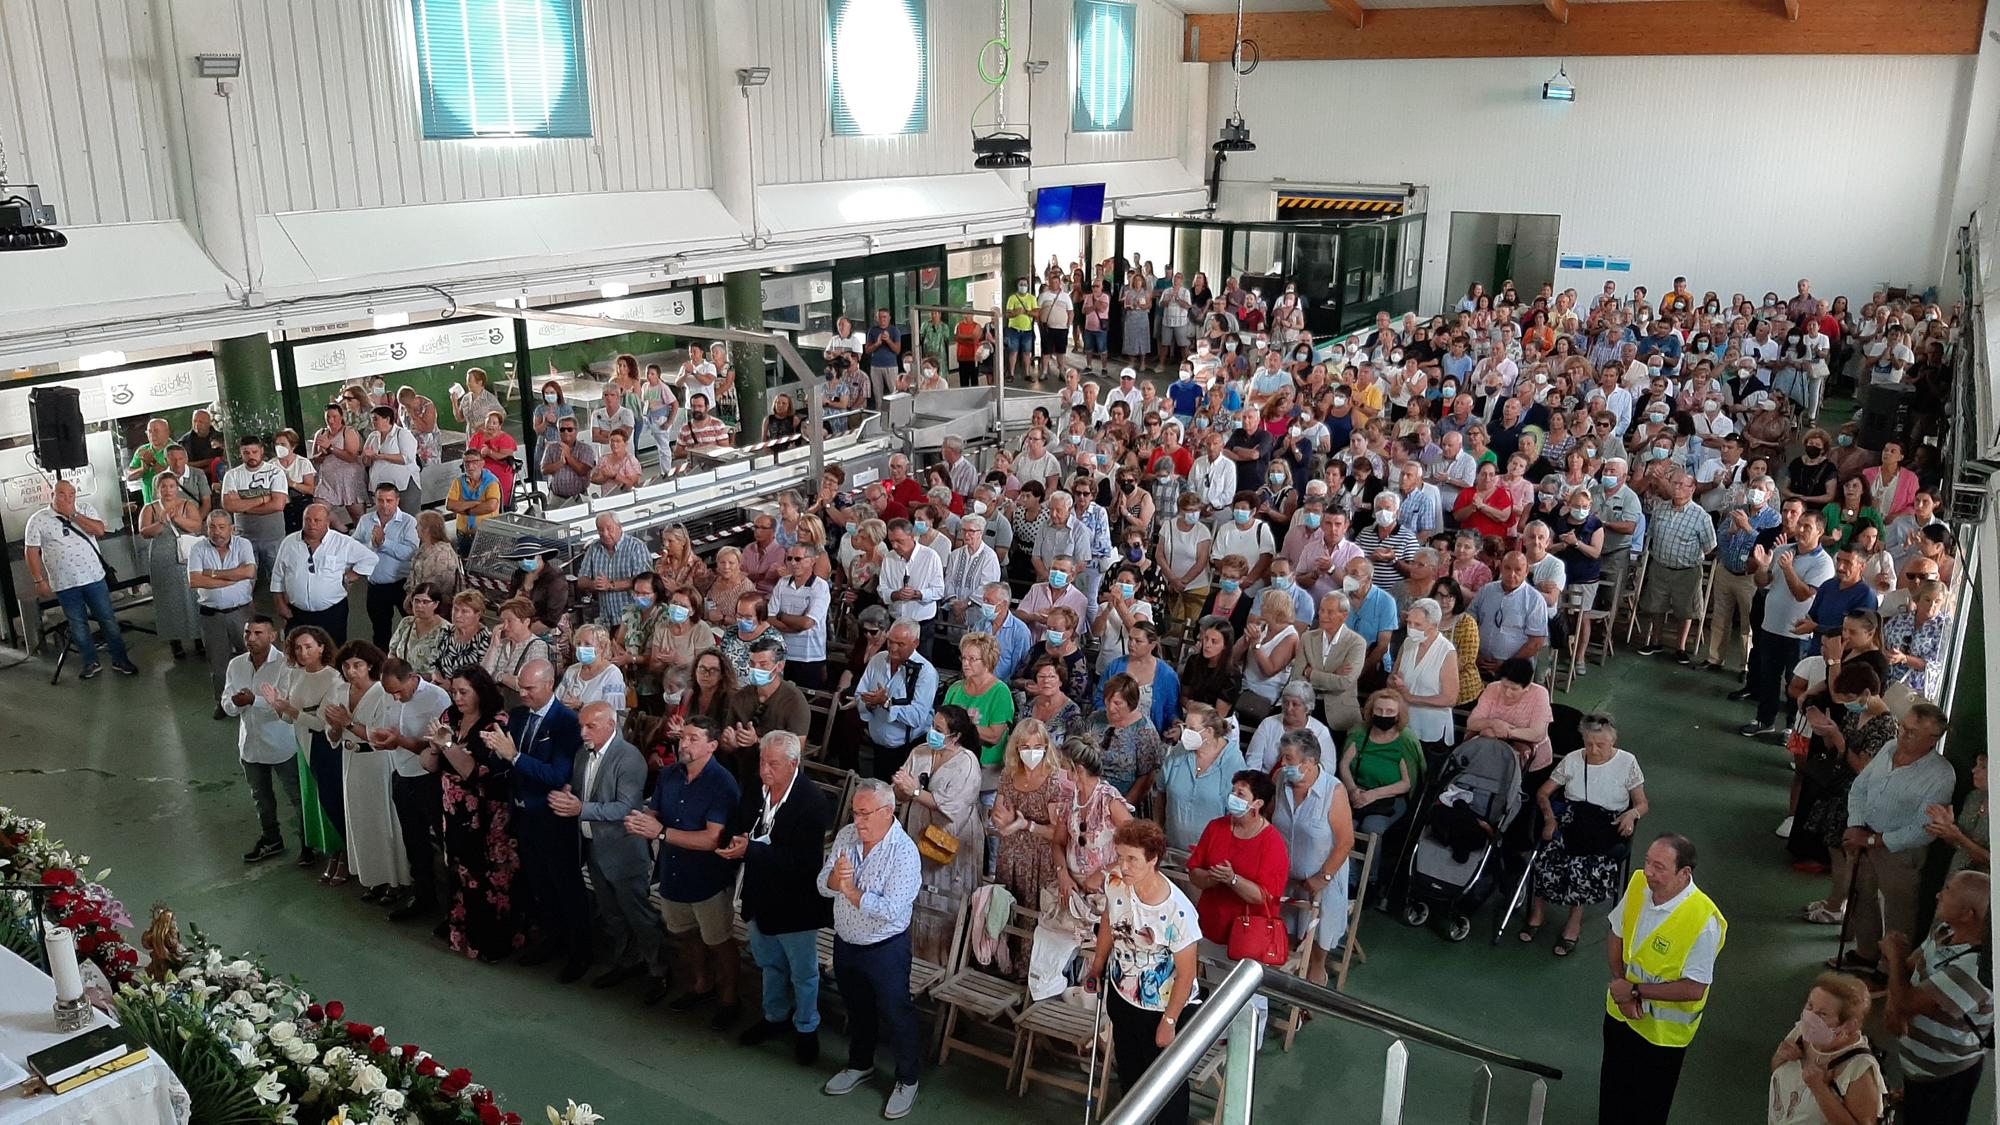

{"left": 1542, "top": 63, "right": 1575, "bottom": 102}
{"left": 735, "top": 66, "right": 770, "bottom": 89}
{"left": 1213, "top": 0, "right": 1259, "bottom": 153}
{"left": 0, "top": 133, "right": 65, "bottom": 253}
{"left": 195, "top": 53, "right": 242, "bottom": 79}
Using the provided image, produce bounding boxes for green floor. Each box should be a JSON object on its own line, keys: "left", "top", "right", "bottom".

{"left": 0, "top": 621, "right": 1920, "bottom": 1124}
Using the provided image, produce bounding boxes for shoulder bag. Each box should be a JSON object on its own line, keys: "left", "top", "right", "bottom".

{"left": 1226, "top": 893, "right": 1291, "bottom": 966}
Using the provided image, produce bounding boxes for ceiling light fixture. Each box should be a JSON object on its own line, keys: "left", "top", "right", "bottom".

{"left": 971, "top": 0, "right": 1031, "bottom": 168}
{"left": 1213, "top": 0, "right": 1258, "bottom": 153}
{"left": 1542, "top": 62, "right": 1575, "bottom": 102}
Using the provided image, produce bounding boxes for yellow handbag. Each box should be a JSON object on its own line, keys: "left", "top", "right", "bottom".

{"left": 917, "top": 823, "right": 960, "bottom": 866}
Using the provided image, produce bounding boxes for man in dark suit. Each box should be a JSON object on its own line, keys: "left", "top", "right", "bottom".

{"left": 549, "top": 701, "right": 666, "bottom": 995}
{"left": 481, "top": 659, "right": 592, "bottom": 982}
{"left": 720, "top": 730, "right": 833, "bottom": 1065}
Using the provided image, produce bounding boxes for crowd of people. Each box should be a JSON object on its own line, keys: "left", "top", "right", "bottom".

{"left": 23, "top": 265, "right": 1990, "bottom": 1125}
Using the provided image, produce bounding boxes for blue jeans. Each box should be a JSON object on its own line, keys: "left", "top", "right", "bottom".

{"left": 56, "top": 579, "right": 129, "bottom": 668}
{"left": 1084, "top": 329, "right": 1108, "bottom": 354}
{"left": 749, "top": 922, "right": 821, "bottom": 1033}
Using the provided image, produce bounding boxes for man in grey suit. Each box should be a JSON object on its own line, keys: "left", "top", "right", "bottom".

{"left": 548, "top": 701, "right": 668, "bottom": 994}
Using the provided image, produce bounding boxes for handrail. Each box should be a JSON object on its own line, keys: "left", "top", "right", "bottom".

{"left": 1100, "top": 960, "right": 1265, "bottom": 1125}
{"left": 1256, "top": 969, "right": 1564, "bottom": 1081}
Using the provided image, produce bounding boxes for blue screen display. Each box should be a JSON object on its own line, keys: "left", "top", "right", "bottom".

{"left": 1069, "top": 183, "right": 1105, "bottom": 225}
{"left": 1035, "top": 186, "right": 1073, "bottom": 226}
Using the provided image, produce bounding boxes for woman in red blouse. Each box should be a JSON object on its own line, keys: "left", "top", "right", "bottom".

{"left": 1452, "top": 460, "right": 1516, "bottom": 541}
{"left": 1187, "top": 770, "right": 1291, "bottom": 1041}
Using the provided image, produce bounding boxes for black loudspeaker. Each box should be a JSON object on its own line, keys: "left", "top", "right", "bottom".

{"left": 28, "top": 385, "right": 87, "bottom": 470}
{"left": 1857, "top": 382, "right": 1914, "bottom": 453}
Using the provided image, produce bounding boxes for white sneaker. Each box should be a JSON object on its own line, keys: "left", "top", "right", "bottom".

{"left": 884, "top": 1082, "right": 919, "bottom": 1120}
{"left": 1774, "top": 816, "right": 1794, "bottom": 838}
{"left": 823, "top": 1068, "right": 874, "bottom": 1096}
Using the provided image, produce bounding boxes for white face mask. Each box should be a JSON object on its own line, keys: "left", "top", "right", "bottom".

{"left": 1179, "top": 726, "right": 1204, "bottom": 751}
{"left": 274, "top": 443, "right": 292, "bottom": 458}
{"left": 1018, "top": 745, "right": 1047, "bottom": 770}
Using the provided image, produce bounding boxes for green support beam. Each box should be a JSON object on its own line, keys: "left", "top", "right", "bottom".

{"left": 214, "top": 334, "right": 288, "bottom": 442}
{"left": 723, "top": 269, "right": 767, "bottom": 430}
{"left": 1002, "top": 233, "right": 1032, "bottom": 288}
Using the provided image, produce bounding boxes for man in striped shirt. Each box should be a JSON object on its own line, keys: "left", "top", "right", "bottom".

{"left": 1633, "top": 475, "right": 1715, "bottom": 661}
{"left": 1884, "top": 870, "right": 1992, "bottom": 1121}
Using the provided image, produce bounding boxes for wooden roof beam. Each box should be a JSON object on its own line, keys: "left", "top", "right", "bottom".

{"left": 1783, "top": 0, "right": 1800, "bottom": 19}
{"left": 1323, "top": 0, "right": 1366, "bottom": 30}
{"left": 1544, "top": 0, "right": 1569, "bottom": 23}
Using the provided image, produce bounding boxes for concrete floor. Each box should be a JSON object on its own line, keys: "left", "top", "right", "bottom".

{"left": 0, "top": 617, "right": 1910, "bottom": 1124}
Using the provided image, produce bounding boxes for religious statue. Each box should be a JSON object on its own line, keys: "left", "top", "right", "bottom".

{"left": 140, "top": 904, "right": 185, "bottom": 983}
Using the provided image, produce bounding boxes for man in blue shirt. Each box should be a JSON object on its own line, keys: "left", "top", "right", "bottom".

{"left": 627, "top": 715, "right": 743, "bottom": 1023}
{"left": 1808, "top": 546, "right": 1880, "bottom": 649}
{"left": 1167, "top": 365, "right": 1204, "bottom": 420}
{"left": 1343, "top": 557, "right": 1400, "bottom": 672}
{"left": 976, "top": 581, "right": 1034, "bottom": 681}
{"left": 350, "top": 483, "right": 420, "bottom": 649}
{"left": 855, "top": 621, "right": 938, "bottom": 781}
{"left": 866, "top": 307, "right": 903, "bottom": 407}
{"left": 1467, "top": 552, "right": 1549, "bottom": 675}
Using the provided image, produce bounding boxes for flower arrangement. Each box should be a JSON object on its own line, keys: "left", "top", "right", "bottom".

{"left": 0, "top": 806, "right": 600, "bottom": 1124}
{"left": 0, "top": 807, "right": 141, "bottom": 985}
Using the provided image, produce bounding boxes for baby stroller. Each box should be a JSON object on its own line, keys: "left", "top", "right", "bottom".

{"left": 1397, "top": 738, "right": 1525, "bottom": 942}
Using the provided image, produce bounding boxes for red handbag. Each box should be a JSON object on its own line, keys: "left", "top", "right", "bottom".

{"left": 1226, "top": 896, "right": 1291, "bottom": 966}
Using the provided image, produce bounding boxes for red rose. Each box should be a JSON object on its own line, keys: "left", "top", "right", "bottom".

{"left": 111, "top": 947, "right": 139, "bottom": 965}
{"left": 503, "top": 1114, "right": 521, "bottom": 1125}
{"left": 368, "top": 1035, "right": 390, "bottom": 1055}
{"left": 324, "top": 1000, "right": 344, "bottom": 1020}
{"left": 303, "top": 1004, "right": 323, "bottom": 1021}
{"left": 401, "top": 1043, "right": 421, "bottom": 1059}
{"left": 41, "top": 869, "right": 77, "bottom": 887}
{"left": 417, "top": 1058, "right": 440, "bottom": 1077}
{"left": 477, "top": 1104, "right": 502, "bottom": 1125}
{"left": 346, "top": 1022, "right": 373, "bottom": 1040}
{"left": 471, "top": 1087, "right": 495, "bottom": 1106}
{"left": 447, "top": 1067, "right": 473, "bottom": 1086}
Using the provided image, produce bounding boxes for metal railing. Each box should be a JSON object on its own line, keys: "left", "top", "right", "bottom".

{"left": 1101, "top": 961, "right": 1561, "bottom": 1125}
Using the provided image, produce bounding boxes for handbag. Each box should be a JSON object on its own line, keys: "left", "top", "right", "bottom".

{"left": 1561, "top": 761, "right": 1624, "bottom": 856}
{"left": 1226, "top": 896, "right": 1290, "bottom": 966}
{"left": 917, "top": 822, "right": 960, "bottom": 867}
{"left": 175, "top": 533, "right": 200, "bottom": 567}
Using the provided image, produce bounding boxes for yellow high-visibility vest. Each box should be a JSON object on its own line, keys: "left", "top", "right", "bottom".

{"left": 1606, "top": 871, "right": 1727, "bottom": 1048}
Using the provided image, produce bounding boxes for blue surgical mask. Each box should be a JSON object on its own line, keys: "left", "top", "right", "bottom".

{"left": 633, "top": 595, "right": 655, "bottom": 610}
{"left": 1304, "top": 512, "right": 1323, "bottom": 529}
{"left": 1280, "top": 765, "right": 1305, "bottom": 784}
{"left": 1600, "top": 474, "right": 1619, "bottom": 489}
{"left": 912, "top": 520, "right": 930, "bottom": 536}
{"left": 1836, "top": 434, "right": 1854, "bottom": 447}
{"left": 1219, "top": 578, "right": 1241, "bottom": 595}
{"left": 575, "top": 646, "right": 598, "bottom": 665}
{"left": 1843, "top": 699, "right": 1867, "bottom": 715}
{"left": 1569, "top": 506, "right": 1592, "bottom": 521}
{"left": 748, "top": 667, "right": 775, "bottom": 687}
{"left": 1049, "top": 571, "right": 1070, "bottom": 590}
{"left": 1044, "top": 629, "right": 1066, "bottom": 646}
{"left": 738, "top": 617, "right": 758, "bottom": 634}
{"left": 1273, "top": 575, "right": 1293, "bottom": 591}
{"left": 977, "top": 601, "right": 998, "bottom": 621}
{"left": 1233, "top": 509, "right": 1252, "bottom": 525}
{"left": 667, "top": 604, "right": 691, "bottom": 624}
{"left": 518, "top": 559, "right": 541, "bottom": 573}
{"left": 1225, "top": 794, "right": 1251, "bottom": 817}
{"left": 1125, "top": 545, "right": 1145, "bottom": 562}
{"left": 1118, "top": 583, "right": 1136, "bottom": 599}
{"left": 926, "top": 728, "right": 948, "bottom": 750}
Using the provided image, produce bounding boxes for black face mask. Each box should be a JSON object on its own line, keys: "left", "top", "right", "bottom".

{"left": 1370, "top": 713, "right": 1399, "bottom": 732}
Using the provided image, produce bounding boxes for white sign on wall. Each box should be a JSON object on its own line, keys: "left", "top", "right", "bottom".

{"left": 524, "top": 290, "right": 699, "bottom": 348}
{"left": 0, "top": 434, "right": 118, "bottom": 542}
{"left": 0, "top": 359, "right": 217, "bottom": 440}
{"left": 289, "top": 320, "right": 515, "bottom": 390}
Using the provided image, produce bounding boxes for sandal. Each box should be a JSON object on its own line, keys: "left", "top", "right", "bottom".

{"left": 1552, "top": 934, "right": 1580, "bottom": 957}
{"left": 1518, "top": 924, "right": 1541, "bottom": 944}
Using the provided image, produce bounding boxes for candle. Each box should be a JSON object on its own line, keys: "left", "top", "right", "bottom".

{"left": 45, "top": 926, "right": 83, "bottom": 1002}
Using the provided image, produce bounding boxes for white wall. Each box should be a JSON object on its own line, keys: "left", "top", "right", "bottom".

{"left": 1211, "top": 54, "right": 1974, "bottom": 313}
{"left": 747, "top": 0, "right": 1188, "bottom": 184}
{"left": 231, "top": 0, "right": 712, "bottom": 213}
{"left": 0, "top": 0, "right": 179, "bottom": 226}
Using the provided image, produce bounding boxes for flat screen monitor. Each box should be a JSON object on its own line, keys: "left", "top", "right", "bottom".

{"left": 1069, "top": 183, "right": 1106, "bottom": 225}
{"left": 1034, "top": 186, "right": 1073, "bottom": 226}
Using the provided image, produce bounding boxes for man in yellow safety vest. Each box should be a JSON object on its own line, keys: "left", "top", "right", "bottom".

{"left": 1600, "top": 833, "right": 1727, "bottom": 1125}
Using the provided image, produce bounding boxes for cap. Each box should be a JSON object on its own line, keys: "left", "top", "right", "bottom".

{"left": 1119, "top": 367, "right": 1137, "bottom": 381}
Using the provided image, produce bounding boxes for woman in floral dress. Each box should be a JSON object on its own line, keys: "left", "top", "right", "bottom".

{"left": 436, "top": 665, "right": 520, "bottom": 962}
{"left": 991, "top": 719, "right": 1073, "bottom": 907}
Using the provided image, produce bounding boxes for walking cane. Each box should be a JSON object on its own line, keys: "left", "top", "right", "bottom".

{"left": 1834, "top": 847, "right": 1865, "bottom": 965}
{"left": 1083, "top": 977, "right": 1108, "bottom": 1125}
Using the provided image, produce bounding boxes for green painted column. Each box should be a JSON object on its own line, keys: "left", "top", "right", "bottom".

{"left": 214, "top": 333, "right": 289, "bottom": 443}
{"left": 1002, "top": 233, "right": 1032, "bottom": 289}
{"left": 723, "top": 268, "right": 767, "bottom": 430}
{"left": 1177, "top": 226, "right": 1201, "bottom": 277}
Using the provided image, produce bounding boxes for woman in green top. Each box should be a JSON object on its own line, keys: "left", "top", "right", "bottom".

{"left": 1821, "top": 474, "right": 1884, "bottom": 548}
{"left": 1337, "top": 689, "right": 1425, "bottom": 861}
{"left": 948, "top": 633, "right": 1017, "bottom": 775}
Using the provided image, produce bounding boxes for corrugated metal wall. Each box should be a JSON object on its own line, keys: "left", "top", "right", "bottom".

{"left": 0, "top": 0, "right": 178, "bottom": 226}
{"left": 1215, "top": 54, "right": 1975, "bottom": 311}
{"left": 232, "top": 0, "right": 712, "bottom": 214}
{"left": 747, "top": 0, "right": 1187, "bottom": 185}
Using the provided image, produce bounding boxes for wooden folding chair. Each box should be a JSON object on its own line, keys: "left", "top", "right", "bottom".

{"left": 1011, "top": 987, "right": 1113, "bottom": 1108}
{"left": 1274, "top": 894, "right": 1322, "bottom": 1052}
{"left": 1332, "top": 832, "right": 1379, "bottom": 993}
{"left": 799, "top": 687, "right": 841, "bottom": 758}
{"left": 800, "top": 760, "right": 857, "bottom": 839}
{"left": 932, "top": 899, "right": 1035, "bottom": 1073}
{"left": 1617, "top": 551, "right": 1649, "bottom": 645}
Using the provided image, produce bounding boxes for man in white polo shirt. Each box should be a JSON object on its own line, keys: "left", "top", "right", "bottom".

{"left": 188, "top": 508, "right": 258, "bottom": 715}
{"left": 769, "top": 543, "right": 832, "bottom": 691}
{"left": 25, "top": 479, "right": 138, "bottom": 680}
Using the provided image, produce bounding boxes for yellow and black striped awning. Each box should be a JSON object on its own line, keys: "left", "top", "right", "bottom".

{"left": 1277, "top": 193, "right": 1405, "bottom": 215}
